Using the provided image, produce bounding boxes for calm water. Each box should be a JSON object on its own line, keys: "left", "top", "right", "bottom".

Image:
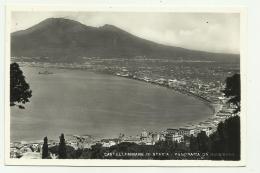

{"left": 11, "top": 67, "right": 212, "bottom": 142}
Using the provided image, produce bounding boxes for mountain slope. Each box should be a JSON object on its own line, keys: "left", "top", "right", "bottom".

{"left": 11, "top": 18, "right": 239, "bottom": 63}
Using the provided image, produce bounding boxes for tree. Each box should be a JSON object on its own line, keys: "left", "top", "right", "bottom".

{"left": 58, "top": 133, "right": 67, "bottom": 159}
{"left": 223, "top": 73, "right": 240, "bottom": 113}
{"left": 212, "top": 73, "right": 240, "bottom": 160}
{"left": 197, "top": 131, "right": 209, "bottom": 153}
{"left": 224, "top": 116, "right": 240, "bottom": 159}
{"left": 42, "top": 136, "right": 49, "bottom": 159}
{"left": 210, "top": 116, "right": 240, "bottom": 160}
{"left": 90, "top": 143, "right": 105, "bottom": 159}
{"left": 48, "top": 145, "right": 76, "bottom": 159}
{"left": 189, "top": 135, "right": 199, "bottom": 152}
{"left": 10, "top": 62, "right": 32, "bottom": 109}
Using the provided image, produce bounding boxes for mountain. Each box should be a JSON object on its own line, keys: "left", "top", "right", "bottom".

{"left": 11, "top": 18, "right": 239, "bottom": 63}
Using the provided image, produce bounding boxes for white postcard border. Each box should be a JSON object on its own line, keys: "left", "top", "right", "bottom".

{"left": 4, "top": 4, "right": 247, "bottom": 166}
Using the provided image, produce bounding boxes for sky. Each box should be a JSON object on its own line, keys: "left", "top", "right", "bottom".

{"left": 11, "top": 12, "right": 240, "bottom": 54}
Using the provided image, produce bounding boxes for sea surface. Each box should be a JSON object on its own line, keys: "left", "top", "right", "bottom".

{"left": 11, "top": 66, "right": 212, "bottom": 142}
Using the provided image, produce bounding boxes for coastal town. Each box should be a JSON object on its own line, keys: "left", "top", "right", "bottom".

{"left": 10, "top": 57, "right": 239, "bottom": 159}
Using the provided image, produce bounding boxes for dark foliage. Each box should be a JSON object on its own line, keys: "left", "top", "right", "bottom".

{"left": 223, "top": 73, "right": 240, "bottom": 112}
{"left": 189, "top": 73, "right": 241, "bottom": 160}
{"left": 58, "top": 133, "right": 67, "bottom": 159}
{"left": 189, "top": 116, "right": 240, "bottom": 160}
{"left": 10, "top": 62, "right": 32, "bottom": 108}
{"left": 42, "top": 136, "right": 49, "bottom": 159}
{"left": 189, "top": 135, "right": 199, "bottom": 152}
{"left": 90, "top": 143, "right": 107, "bottom": 159}
{"left": 197, "top": 131, "right": 210, "bottom": 153}
{"left": 49, "top": 145, "right": 80, "bottom": 159}
{"left": 209, "top": 116, "right": 240, "bottom": 160}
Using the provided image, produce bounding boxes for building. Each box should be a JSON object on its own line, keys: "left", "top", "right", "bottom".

{"left": 168, "top": 79, "right": 185, "bottom": 87}
{"left": 173, "top": 135, "right": 184, "bottom": 143}
{"left": 155, "top": 78, "right": 167, "bottom": 85}
{"left": 151, "top": 133, "right": 160, "bottom": 145}
{"left": 216, "top": 111, "right": 232, "bottom": 118}
{"left": 10, "top": 147, "right": 20, "bottom": 158}
{"left": 166, "top": 134, "right": 184, "bottom": 143}
{"left": 139, "top": 130, "right": 154, "bottom": 145}
{"left": 143, "top": 77, "right": 152, "bottom": 82}
{"left": 179, "top": 127, "right": 195, "bottom": 137}
{"left": 102, "top": 140, "right": 117, "bottom": 148}
{"left": 141, "top": 130, "right": 148, "bottom": 138}
{"left": 165, "top": 128, "right": 183, "bottom": 142}
{"left": 166, "top": 128, "right": 179, "bottom": 135}
{"left": 159, "top": 133, "right": 166, "bottom": 141}
{"left": 168, "top": 79, "right": 179, "bottom": 87}
{"left": 123, "top": 138, "right": 141, "bottom": 144}
{"left": 19, "top": 145, "right": 33, "bottom": 153}
{"left": 140, "top": 129, "right": 148, "bottom": 142}
{"left": 199, "top": 127, "right": 213, "bottom": 136}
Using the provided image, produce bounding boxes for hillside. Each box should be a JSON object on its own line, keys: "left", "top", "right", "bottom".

{"left": 11, "top": 18, "right": 239, "bottom": 63}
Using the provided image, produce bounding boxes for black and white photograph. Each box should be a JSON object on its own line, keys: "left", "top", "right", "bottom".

{"left": 5, "top": 6, "right": 245, "bottom": 166}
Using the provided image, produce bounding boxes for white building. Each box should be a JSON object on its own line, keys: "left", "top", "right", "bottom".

{"left": 179, "top": 127, "right": 195, "bottom": 136}
{"left": 200, "top": 127, "right": 213, "bottom": 136}
{"left": 102, "top": 141, "right": 116, "bottom": 148}
{"left": 151, "top": 133, "right": 160, "bottom": 145}
{"left": 165, "top": 128, "right": 184, "bottom": 142}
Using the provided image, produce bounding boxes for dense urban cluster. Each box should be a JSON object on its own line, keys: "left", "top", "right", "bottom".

{"left": 10, "top": 57, "right": 240, "bottom": 159}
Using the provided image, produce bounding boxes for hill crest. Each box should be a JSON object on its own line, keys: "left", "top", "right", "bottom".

{"left": 11, "top": 17, "right": 239, "bottom": 63}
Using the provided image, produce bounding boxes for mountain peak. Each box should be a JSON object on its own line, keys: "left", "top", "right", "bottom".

{"left": 11, "top": 17, "right": 239, "bottom": 63}
{"left": 12, "top": 17, "right": 92, "bottom": 36}
{"left": 39, "top": 17, "right": 87, "bottom": 29}
{"left": 42, "top": 17, "right": 81, "bottom": 24}
{"left": 100, "top": 24, "right": 122, "bottom": 31}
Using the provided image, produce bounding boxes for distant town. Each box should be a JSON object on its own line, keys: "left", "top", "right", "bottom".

{"left": 10, "top": 56, "right": 240, "bottom": 159}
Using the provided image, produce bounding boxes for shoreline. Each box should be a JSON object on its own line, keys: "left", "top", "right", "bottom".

{"left": 11, "top": 65, "right": 218, "bottom": 144}
{"left": 112, "top": 74, "right": 216, "bottom": 115}
{"left": 23, "top": 64, "right": 216, "bottom": 113}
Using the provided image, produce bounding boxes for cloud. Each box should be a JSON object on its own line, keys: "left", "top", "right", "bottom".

{"left": 179, "top": 29, "right": 194, "bottom": 37}
{"left": 11, "top": 12, "right": 240, "bottom": 54}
